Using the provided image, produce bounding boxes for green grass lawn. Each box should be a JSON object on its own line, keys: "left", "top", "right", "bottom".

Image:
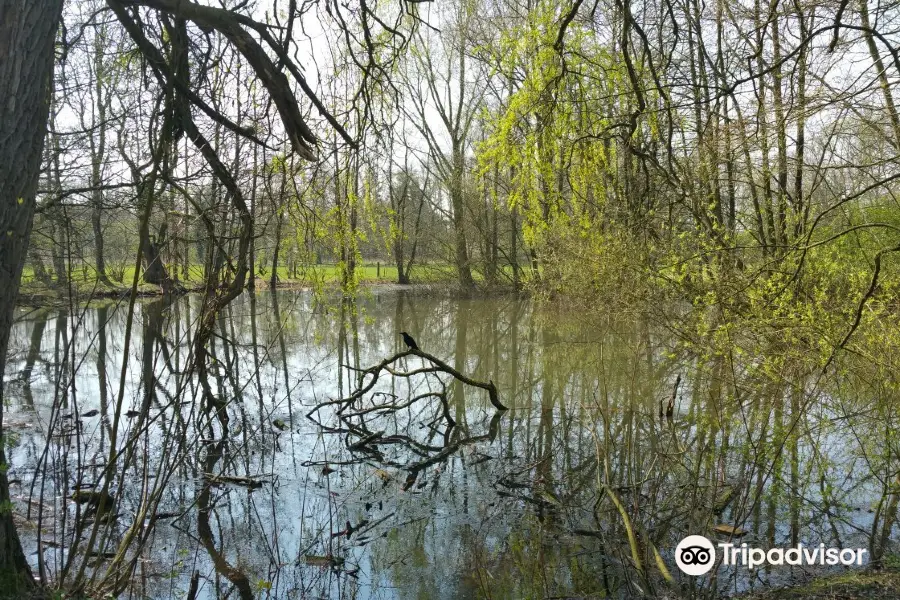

{"left": 18, "top": 261, "right": 460, "bottom": 297}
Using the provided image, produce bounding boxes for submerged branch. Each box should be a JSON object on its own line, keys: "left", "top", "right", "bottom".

{"left": 310, "top": 349, "right": 507, "bottom": 414}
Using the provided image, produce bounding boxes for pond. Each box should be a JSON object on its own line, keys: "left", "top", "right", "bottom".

{"left": 3, "top": 289, "right": 894, "bottom": 598}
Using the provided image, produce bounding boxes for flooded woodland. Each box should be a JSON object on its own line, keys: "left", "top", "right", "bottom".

{"left": 7, "top": 0, "right": 900, "bottom": 597}
{"left": 4, "top": 289, "right": 895, "bottom": 598}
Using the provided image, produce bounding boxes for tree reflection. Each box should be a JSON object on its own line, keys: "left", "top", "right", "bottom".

{"left": 3, "top": 291, "right": 897, "bottom": 598}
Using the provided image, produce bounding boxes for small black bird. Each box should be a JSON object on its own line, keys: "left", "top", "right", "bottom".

{"left": 399, "top": 331, "right": 420, "bottom": 350}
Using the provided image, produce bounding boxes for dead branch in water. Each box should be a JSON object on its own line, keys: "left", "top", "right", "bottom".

{"left": 304, "top": 348, "right": 507, "bottom": 497}
{"left": 308, "top": 348, "right": 507, "bottom": 415}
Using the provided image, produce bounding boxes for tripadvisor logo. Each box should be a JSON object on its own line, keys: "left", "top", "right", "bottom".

{"left": 675, "top": 535, "right": 868, "bottom": 575}
{"left": 675, "top": 535, "right": 716, "bottom": 575}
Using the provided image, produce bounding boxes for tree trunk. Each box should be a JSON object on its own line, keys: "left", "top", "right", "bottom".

{"left": 0, "top": 0, "right": 64, "bottom": 595}
{"left": 271, "top": 209, "right": 282, "bottom": 289}
{"left": 142, "top": 236, "right": 171, "bottom": 289}
{"left": 452, "top": 182, "right": 474, "bottom": 289}
{"left": 28, "top": 241, "right": 52, "bottom": 286}
{"left": 49, "top": 215, "right": 68, "bottom": 287}
{"left": 142, "top": 219, "right": 172, "bottom": 291}
{"left": 450, "top": 147, "right": 474, "bottom": 289}
{"left": 770, "top": 10, "right": 789, "bottom": 247}
{"left": 793, "top": 5, "right": 810, "bottom": 239}
{"left": 394, "top": 234, "right": 408, "bottom": 284}
{"left": 755, "top": 0, "right": 778, "bottom": 249}
{"left": 348, "top": 155, "right": 358, "bottom": 286}
{"left": 90, "top": 27, "right": 110, "bottom": 285}
{"left": 248, "top": 137, "right": 258, "bottom": 290}
{"left": 485, "top": 170, "right": 498, "bottom": 286}
{"left": 859, "top": 0, "right": 900, "bottom": 149}
{"left": 91, "top": 204, "right": 107, "bottom": 282}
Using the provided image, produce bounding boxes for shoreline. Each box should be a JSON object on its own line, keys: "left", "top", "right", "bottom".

{"left": 15, "top": 278, "right": 523, "bottom": 307}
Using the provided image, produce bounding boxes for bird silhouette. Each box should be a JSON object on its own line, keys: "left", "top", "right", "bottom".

{"left": 399, "top": 331, "right": 420, "bottom": 350}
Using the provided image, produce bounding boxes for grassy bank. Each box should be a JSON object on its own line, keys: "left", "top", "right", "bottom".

{"left": 740, "top": 560, "right": 900, "bottom": 599}
{"left": 18, "top": 262, "right": 461, "bottom": 301}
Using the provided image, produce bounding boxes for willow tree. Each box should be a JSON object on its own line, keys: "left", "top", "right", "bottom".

{"left": 478, "top": 0, "right": 631, "bottom": 292}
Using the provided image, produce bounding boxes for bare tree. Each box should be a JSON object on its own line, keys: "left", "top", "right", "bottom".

{"left": 406, "top": 0, "right": 488, "bottom": 289}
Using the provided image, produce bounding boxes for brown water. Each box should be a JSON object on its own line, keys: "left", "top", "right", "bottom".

{"left": 3, "top": 289, "right": 892, "bottom": 598}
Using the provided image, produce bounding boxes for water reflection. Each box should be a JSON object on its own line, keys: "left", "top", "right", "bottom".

{"left": 3, "top": 289, "right": 896, "bottom": 598}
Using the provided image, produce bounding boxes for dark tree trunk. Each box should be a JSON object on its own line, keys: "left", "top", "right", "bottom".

{"left": 271, "top": 210, "right": 282, "bottom": 289}
{"left": 347, "top": 155, "right": 359, "bottom": 286}
{"left": 485, "top": 197, "right": 498, "bottom": 286}
{"left": 49, "top": 214, "right": 68, "bottom": 287}
{"left": 452, "top": 189, "right": 474, "bottom": 288}
{"left": 90, "top": 36, "right": 110, "bottom": 285}
{"left": 142, "top": 237, "right": 172, "bottom": 290}
{"left": 28, "top": 241, "right": 52, "bottom": 286}
{"left": 248, "top": 142, "right": 258, "bottom": 290}
{"left": 0, "top": 0, "right": 64, "bottom": 595}
{"left": 395, "top": 245, "right": 409, "bottom": 284}
{"left": 91, "top": 204, "right": 108, "bottom": 283}
{"left": 142, "top": 222, "right": 173, "bottom": 292}
{"left": 450, "top": 150, "right": 474, "bottom": 289}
